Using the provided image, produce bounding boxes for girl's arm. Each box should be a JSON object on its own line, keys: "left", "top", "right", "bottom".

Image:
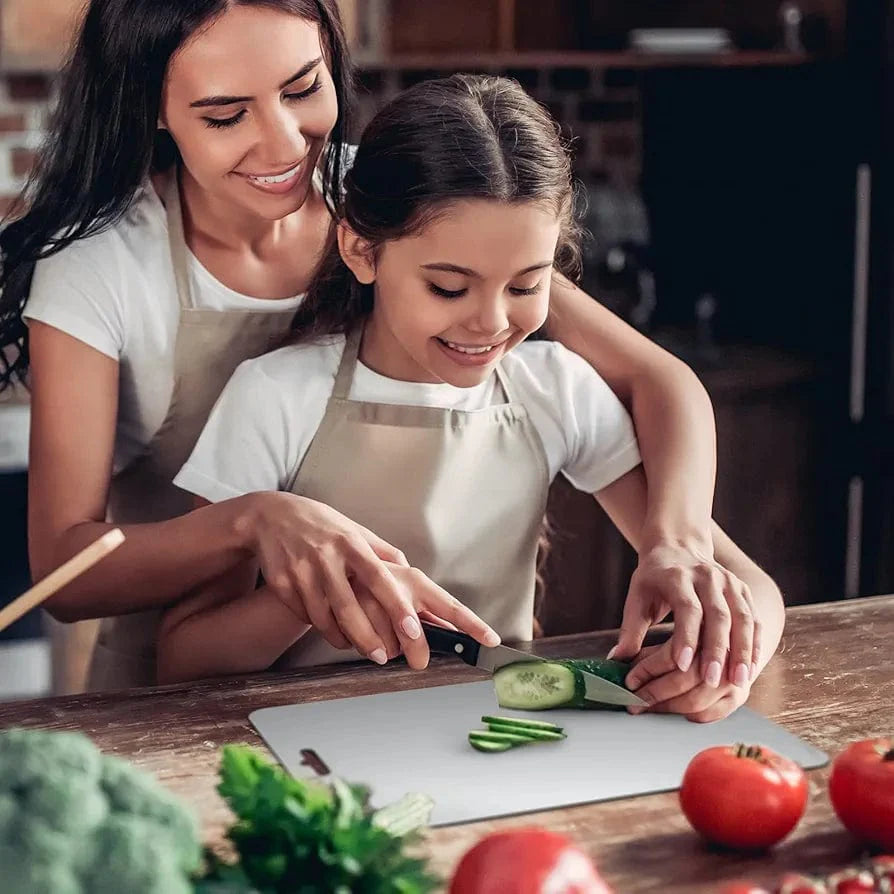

{"left": 156, "top": 558, "right": 311, "bottom": 684}
{"left": 546, "top": 275, "right": 747, "bottom": 681}
{"left": 594, "top": 464, "right": 785, "bottom": 721}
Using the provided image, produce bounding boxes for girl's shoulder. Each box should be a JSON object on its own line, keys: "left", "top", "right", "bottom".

{"left": 503, "top": 338, "right": 598, "bottom": 389}
{"left": 234, "top": 333, "right": 347, "bottom": 389}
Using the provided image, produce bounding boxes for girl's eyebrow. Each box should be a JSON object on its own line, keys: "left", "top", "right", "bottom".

{"left": 189, "top": 57, "right": 323, "bottom": 108}
{"left": 422, "top": 261, "right": 553, "bottom": 278}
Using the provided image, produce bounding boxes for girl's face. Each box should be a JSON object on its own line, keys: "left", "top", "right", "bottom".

{"left": 346, "top": 199, "right": 561, "bottom": 388}
{"left": 160, "top": 5, "right": 338, "bottom": 220}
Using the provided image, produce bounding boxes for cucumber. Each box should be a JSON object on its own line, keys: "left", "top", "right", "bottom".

{"left": 493, "top": 658, "right": 632, "bottom": 711}
{"left": 481, "top": 715, "right": 564, "bottom": 735}
{"left": 469, "top": 737, "right": 513, "bottom": 753}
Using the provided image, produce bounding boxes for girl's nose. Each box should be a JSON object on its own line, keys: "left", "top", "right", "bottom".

{"left": 468, "top": 293, "right": 510, "bottom": 335}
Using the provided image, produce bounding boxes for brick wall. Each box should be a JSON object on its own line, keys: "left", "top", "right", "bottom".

{"left": 0, "top": 63, "right": 642, "bottom": 216}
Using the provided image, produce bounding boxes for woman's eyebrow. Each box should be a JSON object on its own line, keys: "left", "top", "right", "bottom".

{"left": 189, "top": 57, "right": 323, "bottom": 108}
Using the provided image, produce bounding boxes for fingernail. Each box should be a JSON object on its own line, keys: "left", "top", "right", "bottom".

{"left": 751, "top": 661, "right": 758, "bottom": 681}
{"left": 705, "top": 661, "right": 722, "bottom": 687}
{"left": 401, "top": 616, "right": 422, "bottom": 639}
{"left": 734, "top": 662, "right": 749, "bottom": 688}
{"left": 484, "top": 630, "right": 501, "bottom": 647}
{"left": 627, "top": 705, "right": 645, "bottom": 715}
{"left": 677, "top": 646, "right": 694, "bottom": 673}
{"left": 606, "top": 645, "right": 618, "bottom": 659}
{"left": 370, "top": 649, "right": 388, "bottom": 665}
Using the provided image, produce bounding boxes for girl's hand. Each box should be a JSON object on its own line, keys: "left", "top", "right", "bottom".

{"left": 608, "top": 541, "right": 760, "bottom": 689}
{"left": 243, "top": 492, "right": 500, "bottom": 667}
{"left": 624, "top": 642, "right": 752, "bottom": 723}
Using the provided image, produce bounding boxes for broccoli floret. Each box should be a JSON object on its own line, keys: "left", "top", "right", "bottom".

{"left": 0, "top": 728, "right": 201, "bottom": 894}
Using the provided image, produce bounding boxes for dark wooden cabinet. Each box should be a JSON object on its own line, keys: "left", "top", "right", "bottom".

{"left": 539, "top": 344, "right": 832, "bottom": 636}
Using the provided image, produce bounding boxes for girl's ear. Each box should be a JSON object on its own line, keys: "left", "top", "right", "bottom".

{"left": 337, "top": 222, "right": 376, "bottom": 284}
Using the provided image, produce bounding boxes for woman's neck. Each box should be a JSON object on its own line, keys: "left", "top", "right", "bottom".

{"left": 178, "top": 167, "right": 300, "bottom": 257}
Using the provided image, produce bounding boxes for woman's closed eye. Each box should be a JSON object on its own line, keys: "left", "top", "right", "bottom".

{"left": 203, "top": 75, "right": 323, "bottom": 129}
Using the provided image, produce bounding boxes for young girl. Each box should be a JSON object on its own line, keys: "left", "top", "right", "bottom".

{"left": 2, "top": 0, "right": 756, "bottom": 691}
{"left": 164, "top": 75, "right": 784, "bottom": 722}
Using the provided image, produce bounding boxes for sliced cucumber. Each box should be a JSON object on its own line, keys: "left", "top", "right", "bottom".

{"left": 469, "top": 730, "right": 542, "bottom": 746}
{"left": 481, "top": 715, "right": 564, "bottom": 734}
{"left": 469, "top": 737, "right": 513, "bottom": 753}
{"left": 493, "top": 658, "right": 632, "bottom": 711}
{"left": 483, "top": 721, "right": 565, "bottom": 742}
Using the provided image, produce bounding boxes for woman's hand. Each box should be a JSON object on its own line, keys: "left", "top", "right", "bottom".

{"left": 608, "top": 540, "right": 759, "bottom": 689}
{"left": 242, "top": 492, "right": 500, "bottom": 667}
{"left": 624, "top": 641, "right": 752, "bottom": 723}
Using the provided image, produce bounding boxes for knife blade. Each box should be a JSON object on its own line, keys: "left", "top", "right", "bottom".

{"left": 421, "top": 622, "right": 647, "bottom": 707}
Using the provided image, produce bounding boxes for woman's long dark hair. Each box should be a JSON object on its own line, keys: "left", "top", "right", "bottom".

{"left": 292, "top": 73, "right": 581, "bottom": 341}
{"left": 0, "top": 0, "right": 352, "bottom": 390}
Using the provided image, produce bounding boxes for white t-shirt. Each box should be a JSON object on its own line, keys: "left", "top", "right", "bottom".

{"left": 175, "top": 336, "right": 642, "bottom": 502}
{"left": 23, "top": 183, "right": 304, "bottom": 474}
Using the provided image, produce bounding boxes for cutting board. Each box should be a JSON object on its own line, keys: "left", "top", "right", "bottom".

{"left": 250, "top": 680, "right": 828, "bottom": 827}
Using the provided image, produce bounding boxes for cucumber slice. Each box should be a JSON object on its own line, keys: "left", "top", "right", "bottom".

{"left": 481, "top": 715, "right": 564, "bottom": 734}
{"left": 485, "top": 723, "right": 565, "bottom": 742}
{"left": 469, "top": 737, "right": 513, "bottom": 753}
{"left": 493, "top": 658, "right": 633, "bottom": 711}
{"left": 469, "top": 730, "right": 542, "bottom": 746}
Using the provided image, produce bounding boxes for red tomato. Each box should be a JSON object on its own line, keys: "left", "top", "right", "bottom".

{"left": 776, "top": 873, "right": 828, "bottom": 894}
{"left": 449, "top": 828, "right": 613, "bottom": 894}
{"left": 679, "top": 743, "right": 808, "bottom": 850}
{"left": 828, "top": 737, "right": 894, "bottom": 851}
{"left": 825, "top": 868, "right": 876, "bottom": 893}
{"left": 870, "top": 854, "right": 894, "bottom": 887}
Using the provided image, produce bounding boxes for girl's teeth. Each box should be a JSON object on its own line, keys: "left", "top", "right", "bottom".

{"left": 249, "top": 164, "right": 300, "bottom": 184}
{"left": 445, "top": 340, "right": 494, "bottom": 355}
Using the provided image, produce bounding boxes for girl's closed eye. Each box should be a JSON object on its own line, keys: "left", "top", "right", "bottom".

{"left": 428, "top": 281, "right": 467, "bottom": 299}
{"left": 509, "top": 279, "right": 546, "bottom": 296}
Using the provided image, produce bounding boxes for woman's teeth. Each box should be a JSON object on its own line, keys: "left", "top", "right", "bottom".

{"left": 443, "top": 340, "right": 496, "bottom": 355}
{"left": 248, "top": 163, "right": 301, "bottom": 184}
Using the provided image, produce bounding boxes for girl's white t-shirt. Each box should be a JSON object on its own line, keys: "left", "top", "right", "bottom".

{"left": 23, "top": 182, "right": 305, "bottom": 474}
{"left": 174, "top": 336, "right": 643, "bottom": 502}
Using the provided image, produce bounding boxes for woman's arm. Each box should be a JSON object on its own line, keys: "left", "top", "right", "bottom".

{"left": 546, "top": 276, "right": 750, "bottom": 681}
{"left": 156, "top": 558, "right": 311, "bottom": 684}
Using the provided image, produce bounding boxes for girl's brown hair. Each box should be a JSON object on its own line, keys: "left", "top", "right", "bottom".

{"left": 291, "top": 73, "right": 581, "bottom": 341}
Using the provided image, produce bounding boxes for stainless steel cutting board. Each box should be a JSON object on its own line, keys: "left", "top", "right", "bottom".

{"left": 250, "top": 680, "right": 828, "bottom": 827}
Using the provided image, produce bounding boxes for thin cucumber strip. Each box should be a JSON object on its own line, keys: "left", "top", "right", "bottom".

{"left": 484, "top": 722, "right": 565, "bottom": 742}
{"left": 481, "top": 715, "right": 564, "bottom": 734}
{"left": 469, "top": 730, "right": 540, "bottom": 746}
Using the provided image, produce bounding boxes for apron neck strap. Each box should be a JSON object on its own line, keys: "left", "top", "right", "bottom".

{"left": 332, "top": 326, "right": 363, "bottom": 399}
{"left": 163, "top": 169, "right": 194, "bottom": 311}
{"left": 493, "top": 363, "right": 515, "bottom": 402}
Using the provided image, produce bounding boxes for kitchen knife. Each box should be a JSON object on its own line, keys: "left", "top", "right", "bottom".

{"left": 422, "top": 622, "right": 647, "bottom": 707}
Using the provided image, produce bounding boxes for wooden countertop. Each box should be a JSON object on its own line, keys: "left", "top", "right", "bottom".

{"left": 1, "top": 595, "right": 892, "bottom": 892}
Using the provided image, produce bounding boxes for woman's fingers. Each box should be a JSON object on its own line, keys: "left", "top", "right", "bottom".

{"left": 357, "top": 592, "right": 401, "bottom": 660}
{"left": 607, "top": 581, "right": 662, "bottom": 661}
{"left": 725, "top": 579, "right": 755, "bottom": 687}
{"left": 412, "top": 570, "right": 500, "bottom": 647}
{"left": 693, "top": 566, "right": 732, "bottom": 687}
{"left": 662, "top": 577, "right": 701, "bottom": 673}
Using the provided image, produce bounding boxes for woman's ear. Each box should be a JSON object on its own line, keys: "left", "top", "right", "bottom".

{"left": 337, "top": 222, "right": 376, "bottom": 284}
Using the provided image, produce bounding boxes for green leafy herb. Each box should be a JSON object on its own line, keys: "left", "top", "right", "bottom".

{"left": 198, "top": 745, "right": 439, "bottom": 894}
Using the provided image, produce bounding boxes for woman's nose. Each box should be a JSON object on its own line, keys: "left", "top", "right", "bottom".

{"left": 257, "top": 109, "right": 307, "bottom": 167}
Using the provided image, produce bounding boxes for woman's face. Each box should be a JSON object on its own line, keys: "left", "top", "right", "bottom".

{"left": 160, "top": 5, "right": 338, "bottom": 220}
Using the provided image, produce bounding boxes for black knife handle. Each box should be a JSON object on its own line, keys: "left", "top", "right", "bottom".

{"left": 422, "top": 623, "right": 481, "bottom": 667}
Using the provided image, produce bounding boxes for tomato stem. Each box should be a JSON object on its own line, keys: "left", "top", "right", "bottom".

{"left": 733, "top": 743, "right": 766, "bottom": 762}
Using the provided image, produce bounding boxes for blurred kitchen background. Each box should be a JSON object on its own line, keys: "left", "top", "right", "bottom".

{"left": 1, "top": 0, "right": 893, "bottom": 699}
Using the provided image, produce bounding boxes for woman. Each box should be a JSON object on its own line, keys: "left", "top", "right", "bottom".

{"left": 0, "top": 0, "right": 756, "bottom": 690}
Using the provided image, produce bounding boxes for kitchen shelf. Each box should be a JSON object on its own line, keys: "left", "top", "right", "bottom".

{"left": 354, "top": 50, "right": 827, "bottom": 71}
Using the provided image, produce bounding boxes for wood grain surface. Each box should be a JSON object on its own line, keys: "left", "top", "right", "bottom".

{"left": 1, "top": 595, "right": 891, "bottom": 892}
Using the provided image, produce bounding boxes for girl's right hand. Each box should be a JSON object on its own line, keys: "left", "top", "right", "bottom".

{"left": 242, "top": 492, "right": 500, "bottom": 668}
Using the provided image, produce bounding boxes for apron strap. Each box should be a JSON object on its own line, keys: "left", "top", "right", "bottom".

{"left": 493, "top": 363, "right": 516, "bottom": 403}
{"left": 332, "top": 326, "right": 363, "bottom": 400}
{"left": 163, "top": 169, "right": 194, "bottom": 311}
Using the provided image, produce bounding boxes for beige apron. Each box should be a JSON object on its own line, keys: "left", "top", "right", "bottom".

{"left": 87, "top": 171, "right": 296, "bottom": 690}
{"left": 275, "top": 326, "right": 551, "bottom": 668}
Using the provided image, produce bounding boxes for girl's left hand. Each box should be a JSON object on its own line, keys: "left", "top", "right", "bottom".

{"left": 623, "top": 642, "right": 752, "bottom": 723}
{"left": 608, "top": 541, "right": 760, "bottom": 690}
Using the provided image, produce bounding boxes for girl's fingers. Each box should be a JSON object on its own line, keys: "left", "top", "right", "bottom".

{"left": 624, "top": 644, "right": 677, "bottom": 691}
{"left": 686, "top": 693, "right": 740, "bottom": 724}
{"left": 693, "top": 567, "right": 732, "bottom": 687}
{"left": 415, "top": 571, "right": 500, "bottom": 647}
{"left": 628, "top": 667, "right": 702, "bottom": 714}
{"left": 641, "top": 682, "right": 718, "bottom": 717}
{"left": 301, "top": 577, "right": 351, "bottom": 651}
{"left": 725, "top": 579, "right": 754, "bottom": 687}
{"left": 357, "top": 592, "right": 401, "bottom": 660}
{"left": 417, "top": 609, "right": 458, "bottom": 631}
